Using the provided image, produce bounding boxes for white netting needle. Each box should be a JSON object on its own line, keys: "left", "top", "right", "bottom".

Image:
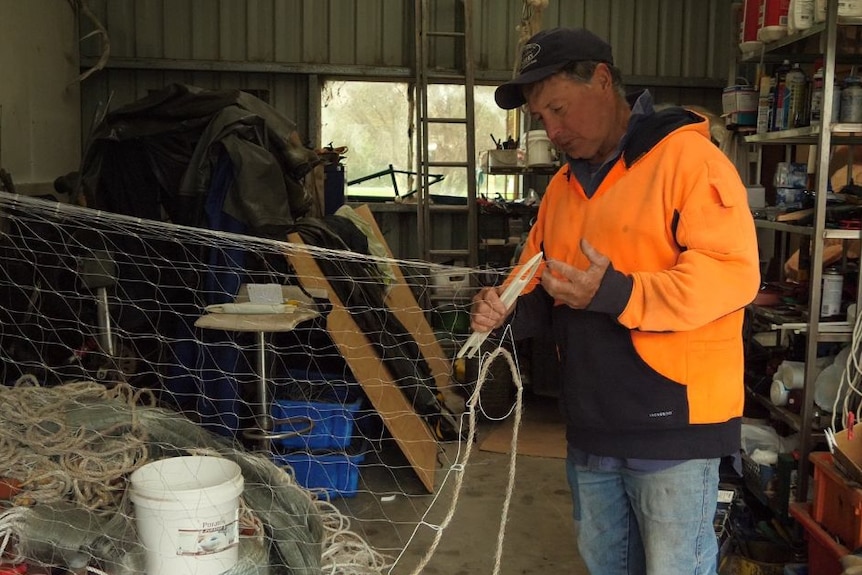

{"left": 457, "top": 251, "right": 544, "bottom": 359}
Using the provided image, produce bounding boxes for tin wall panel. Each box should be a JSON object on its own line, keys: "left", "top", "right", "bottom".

{"left": 381, "top": 0, "right": 408, "bottom": 67}
{"left": 103, "top": 0, "right": 135, "bottom": 58}
{"left": 274, "top": 1, "right": 303, "bottom": 62}
{"left": 80, "top": 0, "right": 733, "bottom": 81}
{"left": 475, "top": 0, "right": 514, "bottom": 74}
{"left": 136, "top": 0, "right": 164, "bottom": 58}
{"left": 77, "top": 0, "right": 732, "bottom": 143}
{"left": 219, "top": 0, "right": 248, "bottom": 60}
{"left": 190, "top": 0, "right": 218, "bottom": 59}
{"left": 164, "top": 0, "right": 192, "bottom": 59}
{"left": 247, "top": 0, "right": 276, "bottom": 61}
{"left": 609, "top": 0, "right": 636, "bottom": 75}
{"left": 584, "top": 2, "right": 612, "bottom": 40}
{"left": 302, "top": 0, "right": 329, "bottom": 63}
{"left": 355, "top": 0, "right": 384, "bottom": 65}
{"left": 329, "top": 3, "right": 358, "bottom": 65}
{"left": 658, "top": 0, "right": 685, "bottom": 78}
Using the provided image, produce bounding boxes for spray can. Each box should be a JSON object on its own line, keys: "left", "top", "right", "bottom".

{"left": 786, "top": 63, "right": 809, "bottom": 128}
{"left": 771, "top": 59, "right": 792, "bottom": 131}
{"left": 810, "top": 66, "right": 825, "bottom": 121}
{"left": 821, "top": 268, "right": 843, "bottom": 318}
{"left": 756, "top": 74, "right": 776, "bottom": 134}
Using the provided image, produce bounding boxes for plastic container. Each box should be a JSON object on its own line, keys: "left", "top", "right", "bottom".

{"left": 758, "top": 0, "right": 791, "bottom": 43}
{"left": 129, "top": 456, "right": 244, "bottom": 575}
{"left": 273, "top": 398, "right": 362, "bottom": 450}
{"left": 840, "top": 0, "right": 862, "bottom": 16}
{"left": 431, "top": 267, "right": 471, "bottom": 296}
{"left": 810, "top": 451, "right": 862, "bottom": 549}
{"left": 741, "top": 0, "right": 764, "bottom": 52}
{"left": 525, "top": 130, "right": 555, "bottom": 167}
{"left": 722, "top": 84, "right": 759, "bottom": 127}
{"left": 790, "top": 501, "right": 848, "bottom": 575}
{"left": 275, "top": 450, "right": 366, "bottom": 498}
{"left": 789, "top": 0, "right": 814, "bottom": 31}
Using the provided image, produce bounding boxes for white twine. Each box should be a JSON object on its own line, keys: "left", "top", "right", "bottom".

{"left": 394, "top": 345, "right": 524, "bottom": 575}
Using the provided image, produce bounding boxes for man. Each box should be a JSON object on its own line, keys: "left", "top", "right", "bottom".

{"left": 470, "top": 27, "right": 760, "bottom": 575}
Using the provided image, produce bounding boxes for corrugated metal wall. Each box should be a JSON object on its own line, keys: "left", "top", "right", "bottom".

{"left": 79, "top": 0, "right": 736, "bottom": 143}
{"left": 2, "top": 0, "right": 80, "bottom": 191}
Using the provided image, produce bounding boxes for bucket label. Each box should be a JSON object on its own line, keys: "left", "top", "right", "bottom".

{"left": 176, "top": 520, "right": 239, "bottom": 556}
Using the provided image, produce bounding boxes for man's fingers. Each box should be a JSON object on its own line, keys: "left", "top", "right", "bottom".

{"left": 580, "top": 238, "right": 609, "bottom": 268}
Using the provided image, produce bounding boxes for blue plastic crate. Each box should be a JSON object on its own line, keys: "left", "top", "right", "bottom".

{"left": 283, "top": 367, "right": 358, "bottom": 403}
{"left": 275, "top": 451, "right": 365, "bottom": 498}
{"left": 272, "top": 398, "right": 362, "bottom": 450}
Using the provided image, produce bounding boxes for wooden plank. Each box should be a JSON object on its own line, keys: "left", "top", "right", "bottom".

{"left": 285, "top": 233, "right": 438, "bottom": 493}
{"left": 352, "top": 204, "right": 463, "bottom": 412}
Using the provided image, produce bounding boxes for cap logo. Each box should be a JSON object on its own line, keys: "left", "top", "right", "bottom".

{"left": 519, "top": 43, "right": 541, "bottom": 72}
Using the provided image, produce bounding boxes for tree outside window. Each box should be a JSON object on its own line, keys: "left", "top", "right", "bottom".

{"left": 321, "top": 80, "right": 517, "bottom": 201}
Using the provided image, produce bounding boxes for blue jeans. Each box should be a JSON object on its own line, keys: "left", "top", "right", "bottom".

{"left": 566, "top": 456, "right": 719, "bottom": 575}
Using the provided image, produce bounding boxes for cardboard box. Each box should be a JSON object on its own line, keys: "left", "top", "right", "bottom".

{"left": 832, "top": 421, "right": 862, "bottom": 486}
{"left": 722, "top": 85, "right": 758, "bottom": 128}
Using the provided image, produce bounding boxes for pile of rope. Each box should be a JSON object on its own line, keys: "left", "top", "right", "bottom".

{"left": 0, "top": 378, "right": 390, "bottom": 574}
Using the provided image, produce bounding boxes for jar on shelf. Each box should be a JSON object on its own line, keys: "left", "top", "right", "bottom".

{"left": 810, "top": 66, "right": 843, "bottom": 123}
{"left": 821, "top": 267, "right": 844, "bottom": 318}
{"left": 840, "top": 76, "right": 862, "bottom": 123}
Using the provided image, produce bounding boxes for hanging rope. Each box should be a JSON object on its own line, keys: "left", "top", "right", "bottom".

{"left": 395, "top": 346, "right": 525, "bottom": 575}
{"left": 512, "top": 0, "right": 549, "bottom": 77}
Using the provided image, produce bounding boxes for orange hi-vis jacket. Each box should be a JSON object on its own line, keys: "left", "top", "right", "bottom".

{"left": 509, "top": 107, "right": 761, "bottom": 460}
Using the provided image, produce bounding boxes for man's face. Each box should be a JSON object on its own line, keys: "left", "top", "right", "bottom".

{"left": 525, "top": 65, "right": 615, "bottom": 164}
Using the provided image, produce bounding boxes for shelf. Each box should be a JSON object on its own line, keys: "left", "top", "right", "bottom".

{"left": 744, "top": 123, "right": 862, "bottom": 145}
{"left": 754, "top": 219, "right": 862, "bottom": 240}
{"left": 741, "top": 3, "right": 858, "bottom": 510}
{"left": 486, "top": 165, "right": 559, "bottom": 176}
{"left": 748, "top": 304, "right": 853, "bottom": 342}
{"left": 746, "top": 387, "right": 828, "bottom": 436}
{"left": 739, "top": 17, "right": 862, "bottom": 63}
{"left": 753, "top": 219, "right": 815, "bottom": 235}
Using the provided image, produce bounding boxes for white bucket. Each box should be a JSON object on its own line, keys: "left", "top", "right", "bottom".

{"left": 525, "top": 130, "right": 555, "bottom": 167}
{"left": 130, "top": 456, "right": 244, "bottom": 575}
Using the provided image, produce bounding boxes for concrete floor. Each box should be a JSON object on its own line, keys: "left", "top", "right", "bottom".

{"left": 333, "top": 393, "right": 590, "bottom": 575}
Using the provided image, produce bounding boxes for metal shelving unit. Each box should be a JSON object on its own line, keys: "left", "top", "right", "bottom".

{"left": 744, "top": 4, "right": 862, "bottom": 501}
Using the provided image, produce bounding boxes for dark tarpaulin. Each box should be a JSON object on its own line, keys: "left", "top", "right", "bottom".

{"left": 78, "top": 83, "right": 318, "bottom": 234}
{"left": 71, "top": 84, "right": 319, "bottom": 438}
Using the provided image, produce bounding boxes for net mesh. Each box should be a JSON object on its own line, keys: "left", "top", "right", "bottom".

{"left": 0, "top": 191, "right": 523, "bottom": 575}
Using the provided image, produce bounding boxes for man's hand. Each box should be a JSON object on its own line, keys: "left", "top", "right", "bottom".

{"left": 469, "top": 285, "right": 509, "bottom": 332}
{"left": 541, "top": 238, "right": 609, "bottom": 309}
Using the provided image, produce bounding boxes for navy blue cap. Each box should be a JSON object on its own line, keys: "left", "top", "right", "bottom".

{"left": 495, "top": 27, "right": 614, "bottom": 109}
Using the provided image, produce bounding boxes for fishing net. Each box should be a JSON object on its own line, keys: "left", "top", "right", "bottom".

{"left": 0, "top": 191, "right": 524, "bottom": 575}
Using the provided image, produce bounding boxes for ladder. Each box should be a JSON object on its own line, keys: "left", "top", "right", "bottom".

{"left": 413, "top": 0, "right": 478, "bottom": 267}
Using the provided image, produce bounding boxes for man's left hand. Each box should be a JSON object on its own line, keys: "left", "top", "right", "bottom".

{"left": 541, "top": 238, "right": 610, "bottom": 309}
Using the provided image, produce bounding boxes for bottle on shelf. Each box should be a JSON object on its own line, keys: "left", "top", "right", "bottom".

{"left": 840, "top": 74, "right": 862, "bottom": 123}
{"left": 756, "top": 72, "right": 776, "bottom": 134}
{"left": 786, "top": 63, "right": 810, "bottom": 129}
{"left": 771, "top": 60, "right": 792, "bottom": 132}
{"left": 821, "top": 267, "right": 844, "bottom": 318}
{"left": 809, "top": 63, "right": 841, "bottom": 124}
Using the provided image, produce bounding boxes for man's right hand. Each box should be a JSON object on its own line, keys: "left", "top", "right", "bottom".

{"left": 469, "top": 286, "right": 509, "bottom": 332}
